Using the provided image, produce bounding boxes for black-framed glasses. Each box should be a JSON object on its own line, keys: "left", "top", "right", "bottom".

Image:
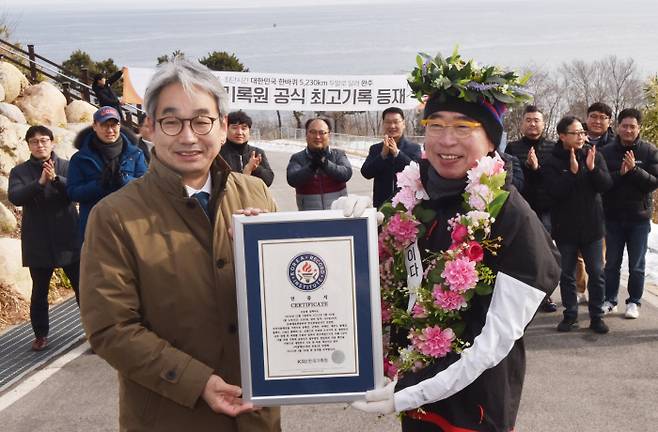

{"left": 27, "top": 137, "right": 52, "bottom": 146}
{"left": 588, "top": 113, "right": 609, "bottom": 121}
{"left": 157, "top": 115, "right": 218, "bottom": 136}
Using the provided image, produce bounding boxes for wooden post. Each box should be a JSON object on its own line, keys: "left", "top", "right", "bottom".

{"left": 62, "top": 82, "right": 71, "bottom": 104}
{"left": 27, "top": 45, "right": 38, "bottom": 83}
{"left": 81, "top": 67, "right": 90, "bottom": 102}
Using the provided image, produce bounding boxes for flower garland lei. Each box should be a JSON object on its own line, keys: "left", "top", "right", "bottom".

{"left": 378, "top": 154, "right": 509, "bottom": 379}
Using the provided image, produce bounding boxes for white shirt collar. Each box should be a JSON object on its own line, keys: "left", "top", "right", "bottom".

{"left": 184, "top": 174, "right": 212, "bottom": 197}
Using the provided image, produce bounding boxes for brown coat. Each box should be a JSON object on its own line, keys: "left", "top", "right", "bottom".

{"left": 80, "top": 154, "right": 280, "bottom": 432}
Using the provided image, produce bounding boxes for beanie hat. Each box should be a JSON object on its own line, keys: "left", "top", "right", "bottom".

{"left": 423, "top": 93, "right": 507, "bottom": 147}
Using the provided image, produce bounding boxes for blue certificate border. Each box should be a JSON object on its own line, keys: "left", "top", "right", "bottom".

{"left": 243, "top": 218, "right": 375, "bottom": 399}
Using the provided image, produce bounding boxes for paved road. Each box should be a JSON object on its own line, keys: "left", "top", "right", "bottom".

{"left": 2, "top": 148, "right": 658, "bottom": 432}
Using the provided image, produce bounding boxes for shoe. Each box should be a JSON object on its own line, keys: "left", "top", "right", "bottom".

{"left": 31, "top": 336, "right": 48, "bottom": 351}
{"left": 540, "top": 297, "right": 558, "bottom": 313}
{"left": 589, "top": 317, "right": 609, "bottom": 334}
{"left": 625, "top": 303, "right": 640, "bottom": 319}
{"left": 601, "top": 301, "right": 617, "bottom": 314}
{"left": 557, "top": 317, "right": 579, "bottom": 332}
{"left": 576, "top": 292, "right": 588, "bottom": 304}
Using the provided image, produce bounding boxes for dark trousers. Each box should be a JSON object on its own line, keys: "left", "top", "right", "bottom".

{"left": 556, "top": 239, "right": 605, "bottom": 320}
{"left": 29, "top": 262, "right": 80, "bottom": 338}
{"left": 604, "top": 219, "right": 651, "bottom": 306}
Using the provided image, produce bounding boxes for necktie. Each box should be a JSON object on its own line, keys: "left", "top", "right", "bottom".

{"left": 192, "top": 191, "right": 211, "bottom": 218}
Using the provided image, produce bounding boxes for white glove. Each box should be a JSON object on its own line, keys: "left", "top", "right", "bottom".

{"left": 331, "top": 194, "right": 372, "bottom": 217}
{"left": 351, "top": 378, "right": 397, "bottom": 415}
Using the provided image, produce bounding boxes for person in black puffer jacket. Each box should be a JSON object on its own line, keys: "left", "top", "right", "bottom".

{"left": 92, "top": 70, "right": 124, "bottom": 118}
{"left": 219, "top": 111, "right": 274, "bottom": 186}
{"left": 543, "top": 116, "right": 612, "bottom": 334}
{"left": 599, "top": 108, "right": 658, "bottom": 319}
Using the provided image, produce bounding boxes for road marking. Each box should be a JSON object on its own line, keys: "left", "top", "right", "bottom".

{"left": 0, "top": 342, "right": 89, "bottom": 412}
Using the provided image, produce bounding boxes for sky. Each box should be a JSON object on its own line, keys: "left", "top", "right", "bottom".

{"left": 3, "top": 0, "right": 422, "bottom": 10}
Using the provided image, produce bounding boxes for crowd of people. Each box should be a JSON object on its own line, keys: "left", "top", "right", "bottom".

{"left": 5, "top": 56, "right": 658, "bottom": 431}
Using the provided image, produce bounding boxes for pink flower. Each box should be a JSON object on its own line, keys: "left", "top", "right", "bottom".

{"left": 411, "top": 326, "right": 455, "bottom": 358}
{"left": 384, "top": 358, "right": 398, "bottom": 380}
{"left": 464, "top": 241, "right": 484, "bottom": 262}
{"left": 442, "top": 257, "right": 478, "bottom": 293}
{"left": 381, "top": 300, "right": 393, "bottom": 323}
{"left": 432, "top": 286, "right": 468, "bottom": 311}
{"left": 378, "top": 233, "right": 391, "bottom": 260}
{"left": 392, "top": 187, "right": 418, "bottom": 212}
{"left": 392, "top": 162, "right": 430, "bottom": 211}
{"left": 412, "top": 303, "right": 428, "bottom": 318}
{"left": 385, "top": 213, "right": 419, "bottom": 246}
{"left": 467, "top": 155, "right": 505, "bottom": 185}
{"left": 451, "top": 223, "right": 468, "bottom": 243}
{"left": 467, "top": 184, "right": 493, "bottom": 211}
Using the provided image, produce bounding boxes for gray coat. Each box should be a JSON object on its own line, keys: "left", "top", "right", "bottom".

{"left": 8, "top": 152, "right": 80, "bottom": 268}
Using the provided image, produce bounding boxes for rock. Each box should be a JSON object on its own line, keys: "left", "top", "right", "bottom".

{"left": 51, "top": 126, "right": 78, "bottom": 160}
{"left": 0, "top": 175, "right": 8, "bottom": 201}
{"left": 0, "top": 237, "right": 31, "bottom": 301}
{"left": 0, "top": 83, "right": 5, "bottom": 102}
{"left": 0, "top": 62, "right": 30, "bottom": 103}
{"left": 15, "top": 81, "right": 67, "bottom": 127}
{"left": 65, "top": 100, "right": 96, "bottom": 124}
{"left": 0, "top": 115, "right": 31, "bottom": 175}
{"left": 0, "top": 201, "right": 17, "bottom": 232}
{"left": 0, "top": 102, "right": 27, "bottom": 123}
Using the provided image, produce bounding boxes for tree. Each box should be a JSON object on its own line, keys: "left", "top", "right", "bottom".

{"left": 157, "top": 50, "right": 186, "bottom": 65}
{"left": 198, "top": 51, "right": 248, "bottom": 72}
{"left": 62, "top": 50, "right": 121, "bottom": 95}
{"left": 641, "top": 76, "right": 658, "bottom": 145}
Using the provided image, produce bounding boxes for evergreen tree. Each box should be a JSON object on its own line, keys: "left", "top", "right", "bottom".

{"left": 641, "top": 76, "right": 658, "bottom": 145}
{"left": 198, "top": 51, "right": 248, "bottom": 72}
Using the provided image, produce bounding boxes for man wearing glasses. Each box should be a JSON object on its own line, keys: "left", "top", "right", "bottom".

{"left": 8, "top": 125, "right": 80, "bottom": 351}
{"left": 286, "top": 117, "right": 353, "bottom": 210}
{"left": 361, "top": 107, "right": 421, "bottom": 208}
{"left": 67, "top": 106, "right": 147, "bottom": 241}
{"left": 79, "top": 60, "right": 280, "bottom": 431}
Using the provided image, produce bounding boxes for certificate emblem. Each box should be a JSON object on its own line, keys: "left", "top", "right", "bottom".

{"left": 288, "top": 252, "right": 327, "bottom": 291}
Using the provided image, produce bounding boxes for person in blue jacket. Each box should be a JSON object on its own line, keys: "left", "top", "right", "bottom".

{"left": 67, "top": 106, "right": 147, "bottom": 241}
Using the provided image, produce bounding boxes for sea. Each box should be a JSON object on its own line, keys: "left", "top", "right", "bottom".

{"left": 8, "top": 0, "right": 658, "bottom": 78}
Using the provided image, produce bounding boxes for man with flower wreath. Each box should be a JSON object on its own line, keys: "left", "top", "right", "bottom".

{"left": 349, "top": 51, "right": 561, "bottom": 432}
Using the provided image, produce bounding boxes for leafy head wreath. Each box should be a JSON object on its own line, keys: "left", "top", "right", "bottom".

{"left": 407, "top": 47, "right": 533, "bottom": 108}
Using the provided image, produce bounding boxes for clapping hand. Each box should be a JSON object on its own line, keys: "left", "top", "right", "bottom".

{"left": 380, "top": 135, "right": 398, "bottom": 158}
{"left": 620, "top": 150, "right": 636, "bottom": 175}
{"left": 243, "top": 151, "right": 262, "bottom": 175}
{"left": 39, "top": 159, "right": 56, "bottom": 185}
{"left": 569, "top": 148, "right": 579, "bottom": 174}
{"left": 585, "top": 145, "right": 596, "bottom": 171}
{"left": 527, "top": 147, "right": 539, "bottom": 170}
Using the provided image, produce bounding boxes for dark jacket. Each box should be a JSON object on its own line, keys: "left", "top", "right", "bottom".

{"left": 219, "top": 140, "right": 274, "bottom": 186}
{"left": 92, "top": 70, "right": 122, "bottom": 109}
{"left": 360, "top": 137, "right": 421, "bottom": 208}
{"left": 287, "top": 147, "right": 352, "bottom": 210}
{"left": 586, "top": 127, "right": 616, "bottom": 148}
{"left": 600, "top": 136, "right": 658, "bottom": 222}
{"left": 8, "top": 152, "right": 80, "bottom": 268}
{"left": 543, "top": 143, "right": 612, "bottom": 244}
{"left": 499, "top": 152, "right": 524, "bottom": 193}
{"left": 397, "top": 159, "right": 560, "bottom": 432}
{"left": 67, "top": 126, "right": 147, "bottom": 240}
{"left": 505, "top": 136, "right": 555, "bottom": 212}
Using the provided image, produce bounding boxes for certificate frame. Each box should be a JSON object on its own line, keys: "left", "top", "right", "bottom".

{"left": 233, "top": 209, "right": 383, "bottom": 406}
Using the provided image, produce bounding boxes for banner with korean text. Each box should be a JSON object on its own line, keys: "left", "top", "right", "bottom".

{"left": 122, "top": 67, "right": 418, "bottom": 111}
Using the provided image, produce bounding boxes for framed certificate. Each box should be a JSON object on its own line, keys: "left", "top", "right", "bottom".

{"left": 232, "top": 209, "right": 383, "bottom": 406}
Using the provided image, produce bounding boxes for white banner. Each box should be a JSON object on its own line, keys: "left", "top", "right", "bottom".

{"left": 123, "top": 67, "right": 418, "bottom": 112}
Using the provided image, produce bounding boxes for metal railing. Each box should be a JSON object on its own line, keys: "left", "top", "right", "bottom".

{"left": 0, "top": 38, "right": 144, "bottom": 129}
{"left": 278, "top": 127, "right": 423, "bottom": 156}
